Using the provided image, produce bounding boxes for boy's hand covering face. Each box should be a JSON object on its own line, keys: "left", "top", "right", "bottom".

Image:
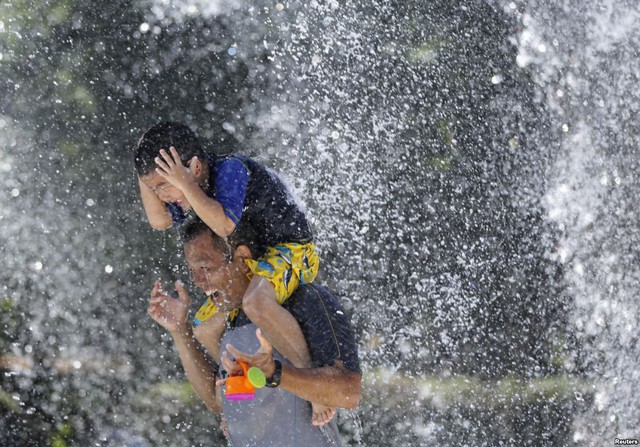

{"left": 154, "top": 146, "right": 199, "bottom": 192}
{"left": 147, "top": 279, "right": 192, "bottom": 333}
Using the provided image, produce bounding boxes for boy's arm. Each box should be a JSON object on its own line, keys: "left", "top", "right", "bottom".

{"left": 155, "top": 148, "right": 237, "bottom": 237}
{"left": 138, "top": 176, "right": 173, "bottom": 230}
{"left": 179, "top": 183, "right": 237, "bottom": 238}
{"left": 147, "top": 280, "right": 222, "bottom": 413}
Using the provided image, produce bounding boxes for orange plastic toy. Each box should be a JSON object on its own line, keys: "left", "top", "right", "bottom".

{"left": 225, "top": 360, "right": 266, "bottom": 401}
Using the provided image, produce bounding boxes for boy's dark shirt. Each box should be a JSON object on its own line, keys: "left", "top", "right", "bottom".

{"left": 167, "top": 153, "right": 313, "bottom": 253}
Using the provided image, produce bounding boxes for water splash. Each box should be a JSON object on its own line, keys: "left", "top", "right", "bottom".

{"left": 2, "top": 0, "right": 631, "bottom": 445}
{"left": 515, "top": 0, "right": 640, "bottom": 442}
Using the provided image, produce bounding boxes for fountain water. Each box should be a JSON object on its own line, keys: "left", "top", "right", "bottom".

{"left": 515, "top": 0, "right": 640, "bottom": 443}
{"left": 2, "top": 0, "right": 636, "bottom": 445}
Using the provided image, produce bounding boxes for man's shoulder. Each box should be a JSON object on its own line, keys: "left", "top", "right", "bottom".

{"left": 285, "top": 284, "right": 345, "bottom": 320}
{"left": 286, "top": 284, "right": 361, "bottom": 373}
{"left": 291, "top": 283, "right": 339, "bottom": 303}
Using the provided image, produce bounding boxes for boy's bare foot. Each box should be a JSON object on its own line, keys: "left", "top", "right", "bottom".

{"left": 311, "top": 402, "right": 336, "bottom": 426}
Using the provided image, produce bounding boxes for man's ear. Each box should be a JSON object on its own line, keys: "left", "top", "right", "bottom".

{"left": 233, "top": 245, "right": 253, "bottom": 262}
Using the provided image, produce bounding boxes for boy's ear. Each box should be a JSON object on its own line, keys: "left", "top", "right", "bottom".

{"left": 187, "top": 156, "right": 203, "bottom": 176}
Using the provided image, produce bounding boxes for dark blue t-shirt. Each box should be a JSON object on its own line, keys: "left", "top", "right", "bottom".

{"left": 168, "top": 153, "right": 313, "bottom": 251}
{"left": 227, "top": 284, "right": 361, "bottom": 374}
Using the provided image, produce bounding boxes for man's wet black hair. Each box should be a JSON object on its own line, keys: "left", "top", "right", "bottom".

{"left": 180, "top": 216, "right": 260, "bottom": 260}
{"left": 135, "top": 122, "right": 206, "bottom": 176}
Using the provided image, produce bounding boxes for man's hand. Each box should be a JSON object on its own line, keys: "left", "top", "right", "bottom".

{"left": 216, "top": 329, "right": 275, "bottom": 386}
{"left": 147, "top": 280, "right": 192, "bottom": 334}
{"left": 217, "top": 329, "right": 337, "bottom": 426}
{"left": 155, "top": 146, "right": 199, "bottom": 192}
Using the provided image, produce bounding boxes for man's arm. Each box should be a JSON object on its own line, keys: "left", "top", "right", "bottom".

{"left": 223, "top": 329, "right": 362, "bottom": 410}
{"left": 147, "top": 280, "right": 222, "bottom": 413}
{"left": 138, "top": 176, "right": 173, "bottom": 230}
{"left": 170, "top": 326, "right": 222, "bottom": 414}
{"left": 279, "top": 362, "right": 361, "bottom": 409}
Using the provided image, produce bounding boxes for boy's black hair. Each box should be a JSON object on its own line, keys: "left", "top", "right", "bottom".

{"left": 180, "top": 216, "right": 260, "bottom": 260}
{"left": 135, "top": 122, "right": 206, "bottom": 176}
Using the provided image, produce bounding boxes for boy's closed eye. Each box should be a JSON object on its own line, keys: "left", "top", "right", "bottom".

{"left": 152, "top": 183, "right": 171, "bottom": 192}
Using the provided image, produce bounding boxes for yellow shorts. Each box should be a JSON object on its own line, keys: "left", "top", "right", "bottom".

{"left": 192, "top": 242, "right": 319, "bottom": 326}
{"left": 245, "top": 242, "right": 319, "bottom": 304}
{"left": 193, "top": 296, "right": 217, "bottom": 327}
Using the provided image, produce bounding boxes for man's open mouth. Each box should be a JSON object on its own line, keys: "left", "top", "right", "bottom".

{"left": 206, "top": 290, "right": 224, "bottom": 304}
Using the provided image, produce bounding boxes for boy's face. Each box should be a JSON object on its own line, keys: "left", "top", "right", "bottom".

{"left": 141, "top": 172, "right": 191, "bottom": 210}
{"left": 184, "top": 232, "right": 250, "bottom": 313}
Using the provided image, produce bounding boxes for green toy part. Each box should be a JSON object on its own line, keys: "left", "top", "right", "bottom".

{"left": 247, "top": 366, "right": 266, "bottom": 389}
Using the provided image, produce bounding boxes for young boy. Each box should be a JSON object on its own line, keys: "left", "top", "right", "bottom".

{"left": 135, "top": 122, "right": 334, "bottom": 425}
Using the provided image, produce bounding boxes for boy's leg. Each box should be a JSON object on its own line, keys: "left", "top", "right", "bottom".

{"left": 242, "top": 275, "right": 311, "bottom": 368}
{"left": 192, "top": 309, "right": 227, "bottom": 362}
{"left": 242, "top": 276, "right": 335, "bottom": 426}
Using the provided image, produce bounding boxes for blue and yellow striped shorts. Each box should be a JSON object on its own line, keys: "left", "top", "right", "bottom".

{"left": 245, "top": 242, "right": 319, "bottom": 305}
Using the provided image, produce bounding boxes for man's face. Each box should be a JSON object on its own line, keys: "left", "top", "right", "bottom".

{"left": 141, "top": 172, "right": 191, "bottom": 210}
{"left": 184, "top": 232, "right": 249, "bottom": 313}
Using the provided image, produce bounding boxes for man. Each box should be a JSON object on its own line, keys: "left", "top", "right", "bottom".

{"left": 147, "top": 217, "right": 361, "bottom": 446}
